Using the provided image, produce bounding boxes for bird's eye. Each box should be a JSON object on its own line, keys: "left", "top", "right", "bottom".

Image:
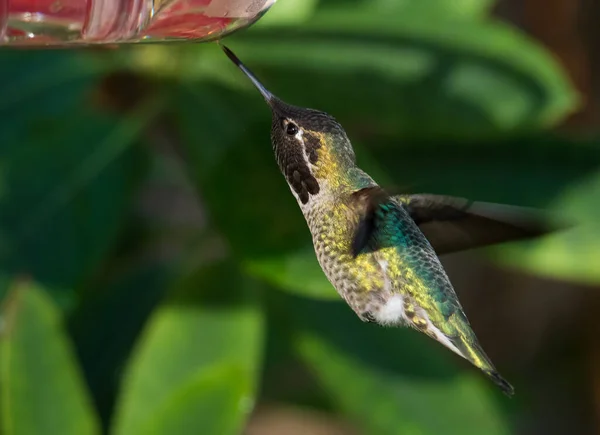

{"left": 286, "top": 122, "right": 299, "bottom": 136}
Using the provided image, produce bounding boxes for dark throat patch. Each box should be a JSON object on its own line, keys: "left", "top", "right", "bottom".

{"left": 278, "top": 131, "right": 322, "bottom": 204}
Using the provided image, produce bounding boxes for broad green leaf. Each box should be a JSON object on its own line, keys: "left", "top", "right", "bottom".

{"left": 0, "top": 50, "right": 157, "bottom": 306}
{"left": 112, "top": 261, "right": 264, "bottom": 435}
{"left": 140, "top": 364, "right": 250, "bottom": 435}
{"left": 245, "top": 246, "right": 338, "bottom": 300}
{"left": 0, "top": 281, "right": 100, "bottom": 435}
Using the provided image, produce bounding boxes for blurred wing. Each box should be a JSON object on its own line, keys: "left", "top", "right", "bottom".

{"left": 399, "top": 194, "right": 560, "bottom": 256}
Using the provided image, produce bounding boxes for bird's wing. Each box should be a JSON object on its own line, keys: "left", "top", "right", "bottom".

{"left": 348, "top": 190, "right": 517, "bottom": 396}
{"left": 349, "top": 189, "right": 563, "bottom": 257}
{"left": 398, "top": 194, "right": 561, "bottom": 256}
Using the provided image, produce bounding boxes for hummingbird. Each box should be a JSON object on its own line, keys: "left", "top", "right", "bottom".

{"left": 221, "top": 44, "right": 557, "bottom": 396}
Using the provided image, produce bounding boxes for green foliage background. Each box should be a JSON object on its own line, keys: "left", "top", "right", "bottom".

{"left": 0, "top": 0, "right": 597, "bottom": 433}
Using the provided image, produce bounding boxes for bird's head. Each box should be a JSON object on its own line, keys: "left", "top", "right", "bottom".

{"left": 221, "top": 44, "right": 357, "bottom": 205}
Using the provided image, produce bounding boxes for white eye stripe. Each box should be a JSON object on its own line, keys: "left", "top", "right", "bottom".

{"left": 296, "top": 131, "right": 316, "bottom": 172}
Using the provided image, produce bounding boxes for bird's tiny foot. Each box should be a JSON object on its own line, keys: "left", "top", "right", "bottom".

{"left": 361, "top": 312, "right": 377, "bottom": 323}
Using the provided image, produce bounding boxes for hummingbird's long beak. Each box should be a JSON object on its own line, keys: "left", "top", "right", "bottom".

{"left": 220, "top": 44, "right": 274, "bottom": 103}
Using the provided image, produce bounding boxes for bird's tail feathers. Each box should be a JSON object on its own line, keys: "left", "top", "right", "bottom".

{"left": 432, "top": 321, "right": 515, "bottom": 397}
{"left": 483, "top": 369, "right": 515, "bottom": 396}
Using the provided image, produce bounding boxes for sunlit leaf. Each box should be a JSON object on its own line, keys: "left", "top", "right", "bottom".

{"left": 256, "top": 0, "right": 319, "bottom": 26}
{"left": 493, "top": 168, "right": 600, "bottom": 285}
{"left": 0, "top": 281, "right": 100, "bottom": 435}
{"left": 111, "top": 261, "right": 264, "bottom": 435}
{"left": 139, "top": 364, "right": 251, "bottom": 435}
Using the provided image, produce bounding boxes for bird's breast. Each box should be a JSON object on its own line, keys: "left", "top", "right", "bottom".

{"left": 304, "top": 200, "right": 398, "bottom": 309}
{"left": 303, "top": 197, "right": 455, "bottom": 322}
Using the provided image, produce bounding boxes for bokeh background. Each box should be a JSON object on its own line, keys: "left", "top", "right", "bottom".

{"left": 2, "top": 0, "right": 600, "bottom": 434}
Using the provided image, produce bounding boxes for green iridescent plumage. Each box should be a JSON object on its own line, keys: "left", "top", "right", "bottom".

{"left": 222, "top": 44, "right": 559, "bottom": 397}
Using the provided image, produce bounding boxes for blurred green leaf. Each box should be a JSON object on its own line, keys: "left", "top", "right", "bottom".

{"left": 111, "top": 261, "right": 264, "bottom": 435}
{"left": 0, "top": 50, "right": 110, "bottom": 114}
{"left": 371, "top": 135, "right": 600, "bottom": 206}
{"left": 0, "top": 50, "right": 156, "bottom": 306}
{"left": 256, "top": 0, "right": 319, "bottom": 26}
{"left": 0, "top": 281, "right": 100, "bottom": 435}
{"left": 69, "top": 260, "right": 172, "bottom": 424}
{"left": 142, "top": 364, "right": 250, "bottom": 435}
{"left": 493, "top": 168, "right": 600, "bottom": 285}
{"left": 245, "top": 246, "right": 338, "bottom": 300}
{"left": 320, "top": 0, "right": 496, "bottom": 20}
{"left": 173, "top": 84, "right": 308, "bottom": 258}
{"left": 298, "top": 331, "right": 509, "bottom": 435}
{"left": 115, "top": 2, "right": 577, "bottom": 141}
{"left": 225, "top": 12, "right": 577, "bottom": 139}
{"left": 278, "top": 294, "right": 509, "bottom": 434}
